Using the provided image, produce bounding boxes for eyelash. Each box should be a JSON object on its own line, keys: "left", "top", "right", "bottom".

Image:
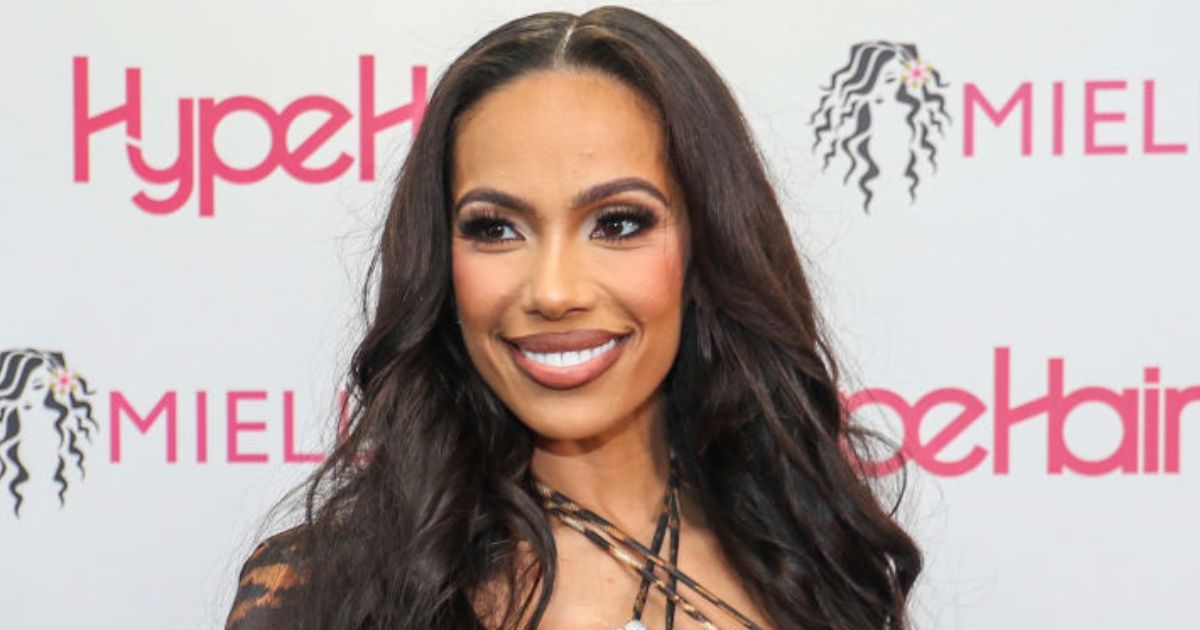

{"left": 457, "top": 205, "right": 659, "bottom": 245}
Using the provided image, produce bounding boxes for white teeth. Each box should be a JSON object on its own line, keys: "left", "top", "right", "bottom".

{"left": 521, "top": 338, "right": 619, "bottom": 368}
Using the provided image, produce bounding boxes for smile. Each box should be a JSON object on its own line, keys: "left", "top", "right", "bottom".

{"left": 519, "top": 337, "right": 620, "bottom": 368}
{"left": 503, "top": 330, "right": 629, "bottom": 390}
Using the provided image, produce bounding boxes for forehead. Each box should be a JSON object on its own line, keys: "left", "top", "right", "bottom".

{"left": 451, "top": 68, "right": 671, "bottom": 199}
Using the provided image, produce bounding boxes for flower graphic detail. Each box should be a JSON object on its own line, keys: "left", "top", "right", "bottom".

{"left": 50, "top": 366, "right": 79, "bottom": 396}
{"left": 902, "top": 59, "right": 933, "bottom": 88}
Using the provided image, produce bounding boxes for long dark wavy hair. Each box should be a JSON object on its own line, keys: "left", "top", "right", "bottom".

{"left": 272, "top": 6, "right": 922, "bottom": 629}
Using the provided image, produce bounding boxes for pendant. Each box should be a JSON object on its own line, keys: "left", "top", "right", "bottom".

{"left": 619, "top": 621, "right": 647, "bottom": 630}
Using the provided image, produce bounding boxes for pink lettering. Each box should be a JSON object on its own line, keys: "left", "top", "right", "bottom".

{"left": 1143, "top": 368, "right": 1160, "bottom": 473}
{"left": 73, "top": 56, "right": 141, "bottom": 181}
{"left": 1164, "top": 386, "right": 1200, "bottom": 472}
{"left": 279, "top": 96, "right": 354, "bottom": 181}
{"left": 127, "top": 99, "right": 194, "bottom": 214}
{"left": 963, "top": 82, "right": 1033, "bottom": 156}
{"left": 1142, "top": 80, "right": 1187, "bottom": 154}
{"left": 227, "top": 390, "right": 269, "bottom": 463}
{"left": 994, "top": 347, "right": 1140, "bottom": 475}
{"left": 1084, "top": 80, "right": 1128, "bottom": 154}
{"left": 197, "top": 96, "right": 287, "bottom": 217}
{"left": 846, "top": 347, "right": 1193, "bottom": 477}
{"left": 358, "top": 55, "right": 426, "bottom": 180}
{"left": 196, "top": 390, "right": 208, "bottom": 463}
{"left": 72, "top": 55, "right": 427, "bottom": 217}
{"left": 911, "top": 388, "right": 988, "bottom": 476}
{"left": 992, "top": 346, "right": 1048, "bottom": 473}
{"left": 844, "top": 388, "right": 988, "bottom": 477}
{"left": 109, "top": 391, "right": 177, "bottom": 463}
{"left": 283, "top": 391, "right": 323, "bottom": 463}
{"left": 962, "top": 79, "right": 1195, "bottom": 157}
{"left": 1049, "top": 385, "right": 1139, "bottom": 475}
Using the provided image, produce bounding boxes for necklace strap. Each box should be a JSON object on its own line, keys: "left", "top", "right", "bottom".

{"left": 665, "top": 480, "right": 680, "bottom": 630}
{"left": 533, "top": 461, "right": 763, "bottom": 630}
{"left": 631, "top": 488, "right": 671, "bottom": 621}
{"left": 547, "top": 506, "right": 722, "bottom": 630}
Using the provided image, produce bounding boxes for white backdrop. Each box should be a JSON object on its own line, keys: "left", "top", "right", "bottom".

{"left": 2, "top": 1, "right": 1197, "bottom": 628}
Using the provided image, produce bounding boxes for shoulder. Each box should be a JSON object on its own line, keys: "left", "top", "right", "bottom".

{"left": 225, "top": 526, "right": 309, "bottom": 630}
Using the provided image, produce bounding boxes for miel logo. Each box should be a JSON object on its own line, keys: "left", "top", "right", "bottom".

{"left": 810, "top": 41, "right": 952, "bottom": 212}
{"left": 0, "top": 349, "right": 98, "bottom": 517}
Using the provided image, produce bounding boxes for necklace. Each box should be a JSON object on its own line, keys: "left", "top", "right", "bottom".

{"left": 532, "top": 460, "right": 763, "bottom": 630}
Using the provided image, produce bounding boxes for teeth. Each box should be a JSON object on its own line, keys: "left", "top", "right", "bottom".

{"left": 521, "top": 338, "right": 619, "bottom": 368}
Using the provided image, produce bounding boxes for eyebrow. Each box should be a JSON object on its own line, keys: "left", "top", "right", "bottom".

{"left": 452, "top": 176, "right": 669, "bottom": 216}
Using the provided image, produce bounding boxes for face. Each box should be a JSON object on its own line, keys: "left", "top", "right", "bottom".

{"left": 450, "top": 68, "right": 689, "bottom": 445}
{"left": 870, "top": 55, "right": 906, "bottom": 105}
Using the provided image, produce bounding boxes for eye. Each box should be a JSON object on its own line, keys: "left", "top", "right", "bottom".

{"left": 457, "top": 212, "right": 522, "bottom": 244}
{"left": 591, "top": 206, "right": 659, "bottom": 241}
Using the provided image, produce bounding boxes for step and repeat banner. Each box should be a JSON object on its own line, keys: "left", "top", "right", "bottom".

{"left": 3, "top": 1, "right": 1196, "bottom": 628}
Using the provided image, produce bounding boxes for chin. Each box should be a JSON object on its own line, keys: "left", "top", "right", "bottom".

{"left": 515, "top": 398, "right": 635, "bottom": 444}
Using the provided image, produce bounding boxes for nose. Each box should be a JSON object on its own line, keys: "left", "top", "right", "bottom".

{"left": 523, "top": 235, "right": 594, "bottom": 320}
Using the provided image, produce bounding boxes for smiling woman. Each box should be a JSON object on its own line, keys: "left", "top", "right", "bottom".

{"left": 226, "top": 6, "right": 921, "bottom": 630}
{"left": 451, "top": 69, "right": 688, "bottom": 449}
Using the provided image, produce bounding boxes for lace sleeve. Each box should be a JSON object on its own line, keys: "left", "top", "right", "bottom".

{"left": 225, "top": 528, "right": 308, "bottom": 629}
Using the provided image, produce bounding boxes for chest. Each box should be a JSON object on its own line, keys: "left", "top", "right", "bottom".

{"left": 533, "top": 522, "right": 773, "bottom": 630}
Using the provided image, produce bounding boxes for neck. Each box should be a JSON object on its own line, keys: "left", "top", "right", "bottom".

{"left": 530, "top": 393, "right": 670, "bottom": 536}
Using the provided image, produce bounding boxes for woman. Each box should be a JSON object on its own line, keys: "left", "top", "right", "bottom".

{"left": 225, "top": 6, "right": 921, "bottom": 629}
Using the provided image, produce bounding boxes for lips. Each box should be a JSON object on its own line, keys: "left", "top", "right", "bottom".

{"left": 503, "top": 329, "right": 629, "bottom": 390}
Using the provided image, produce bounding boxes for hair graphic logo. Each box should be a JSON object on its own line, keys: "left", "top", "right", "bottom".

{"left": 0, "top": 349, "right": 99, "bottom": 517}
{"left": 810, "top": 41, "right": 952, "bottom": 213}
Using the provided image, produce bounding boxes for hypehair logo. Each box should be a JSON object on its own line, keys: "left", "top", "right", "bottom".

{"left": 847, "top": 347, "right": 1200, "bottom": 477}
{"left": 72, "top": 55, "right": 427, "bottom": 218}
{"left": 809, "top": 41, "right": 952, "bottom": 213}
{"left": 0, "top": 349, "right": 98, "bottom": 517}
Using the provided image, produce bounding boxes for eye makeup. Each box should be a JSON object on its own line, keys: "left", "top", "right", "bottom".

{"left": 590, "top": 205, "right": 658, "bottom": 241}
{"left": 457, "top": 210, "right": 520, "bottom": 243}
{"left": 455, "top": 203, "right": 661, "bottom": 246}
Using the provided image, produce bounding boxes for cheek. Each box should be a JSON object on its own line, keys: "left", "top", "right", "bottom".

{"left": 602, "top": 233, "right": 687, "bottom": 340}
{"left": 452, "top": 245, "right": 524, "bottom": 379}
{"left": 452, "top": 247, "right": 513, "bottom": 329}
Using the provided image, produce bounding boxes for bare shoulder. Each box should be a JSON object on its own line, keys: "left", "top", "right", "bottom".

{"left": 225, "top": 526, "right": 309, "bottom": 630}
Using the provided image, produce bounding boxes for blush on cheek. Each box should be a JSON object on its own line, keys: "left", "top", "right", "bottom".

{"left": 451, "top": 248, "right": 516, "bottom": 329}
{"left": 451, "top": 248, "right": 520, "bottom": 394}
{"left": 603, "top": 241, "right": 687, "bottom": 319}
